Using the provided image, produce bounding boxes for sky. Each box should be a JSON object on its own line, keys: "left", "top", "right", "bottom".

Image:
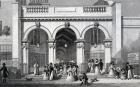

{"left": 48, "top": 0, "right": 140, "bottom": 17}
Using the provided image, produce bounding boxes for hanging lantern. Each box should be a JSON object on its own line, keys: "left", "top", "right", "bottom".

{"left": 64, "top": 43, "right": 68, "bottom": 48}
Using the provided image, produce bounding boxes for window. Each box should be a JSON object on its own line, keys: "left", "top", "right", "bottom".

{"left": 0, "top": 44, "right": 12, "bottom": 60}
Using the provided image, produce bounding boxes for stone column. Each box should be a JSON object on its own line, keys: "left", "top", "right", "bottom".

{"left": 76, "top": 40, "right": 87, "bottom": 73}
{"left": 112, "top": 2, "right": 122, "bottom": 60}
{"left": 104, "top": 40, "right": 112, "bottom": 72}
{"left": 48, "top": 41, "right": 56, "bottom": 64}
{"left": 12, "top": 2, "right": 21, "bottom": 69}
{"left": 22, "top": 43, "right": 29, "bottom": 74}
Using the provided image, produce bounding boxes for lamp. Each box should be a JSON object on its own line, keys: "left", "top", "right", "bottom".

{"left": 93, "top": 43, "right": 97, "bottom": 48}
{"left": 64, "top": 43, "right": 68, "bottom": 48}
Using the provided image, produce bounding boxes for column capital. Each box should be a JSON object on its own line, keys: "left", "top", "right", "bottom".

{"left": 104, "top": 39, "right": 112, "bottom": 48}
{"left": 22, "top": 42, "right": 29, "bottom": 49}
{"left": 48, "top": 42, "right": 56, "bottom": 48}
{"left": 76, "top": 42, "right": 84, "bottom": 48}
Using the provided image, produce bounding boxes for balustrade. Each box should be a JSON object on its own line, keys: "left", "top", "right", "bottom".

{"left": 83, "top": 6, "right": 106, "bottom": 13}
{"left": 26, "top": 6, "right": 49, "bottom": 13}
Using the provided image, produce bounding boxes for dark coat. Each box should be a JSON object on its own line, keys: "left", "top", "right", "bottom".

{"left": 0, "top": 66, "right": 9, "bottom": 78}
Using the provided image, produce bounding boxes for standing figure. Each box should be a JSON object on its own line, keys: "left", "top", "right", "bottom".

{"left": 0, "top": 63, "right": 9, "bottom": 83}
{"left": 94, "top": 59, "right": 100, "bottom": 75}
{"left": 33, "top": 62, "right": 39, "bottom": 75}
{"left": 63, "top": 64, "right": 67, "bottom": 75}
{"left": 66, "top": 66, "right": 74, "bottom": 82}
{"left": 49, "top": 63, "right": 54, "bottom": 80}
{"left": 72, "top": 66, "right": 78, "bottom": 81}
{"left": 43, "top": 66, "right": 49, "bottom": 80}
{"left": 88, "top": 60, "right": 91, "bottom": 72}
{"left": 99, "top": 59, "right": 103, "bottom": 73}
{"left": 108, "top": 62, "right": 115, "bottom": 77}
{"left": 90, "top": 59, "right": 95, "bottom": 73}
{"left": 126, "top": 63, "right": 133, "bottom": 80}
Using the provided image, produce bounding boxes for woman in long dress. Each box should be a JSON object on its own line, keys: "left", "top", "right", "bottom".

{"left": 120, "top": 68, "right": 127, "bottom": 80}
{"left": 126, "top": 63, "right": 133, "bottom": 80}
{"left": 33, "top": 63, "right": 39, "bottom": 75}
{"left": 108, "top": 63, "right": 115, "bottom": 77}
{"left": 66, "top": 66, "right": 74, "bottom": 82}
{"left": 66, "top": 71, "right": 74, "bottom": 82}
{"left": 94, "top": 59, "right": 100, "bottom": 75}
{"left": 43, "top": 66, "right": 49, "bottom": 80}
{"left": 63, "top": 64, "right": 67, "bottom": 75}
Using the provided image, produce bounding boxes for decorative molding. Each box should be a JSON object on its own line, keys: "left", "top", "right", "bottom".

{"left": 104, "top": 41, "right": 111, "bottom": 48}
{"left": 76, "top": 42, "right": 84, "bottom": 48}
{"left": 20, "top": 17, "right": 112, "bottom": 22}
{"left": 48, "top": 42, "right": 56, "bottom": 48}
{"left": 22, "top": 43, "right": 29, "bottom": 49}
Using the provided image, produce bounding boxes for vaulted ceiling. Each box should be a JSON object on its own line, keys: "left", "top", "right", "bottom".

{"left": 55, "top": 28, "right": 76, "bottom": 47}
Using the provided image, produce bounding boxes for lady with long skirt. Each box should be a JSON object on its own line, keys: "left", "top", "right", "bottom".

{"left": 63, "top": 64, "right": 67, "bottom": 75}
{"left": 108, "top": 62, "right": 115, "bottom": 77}
{"left": 49, "top": 70, "right": 54, "bottom": 80}
{"left": 43, "top": 66, "right": 49, "bottom": 80}
{"left": 66, "top": 71, "right": 74, "bottom": 82}
{"left": 126, "top": 63, "right": 133, "bottom": 80}
{"left": 94, "top": 59, "right": 100, "bottom": 75}
{"left": 120, "top": 68, "right": 127, "bottom": 80}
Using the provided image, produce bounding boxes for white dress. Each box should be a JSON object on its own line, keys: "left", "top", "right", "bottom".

{"left": 66, "top": 71, "right": 74, "bottom": 82}
{"left": 49, "top": 71, "right": 54, "bottom": 80}
{"left": 63, "top": 65, "right": 67, "bottom": 74}
{"left": 43, "top": 72, "right": 48, "bottom": 80}
{"left": 108, "top": 65, "right": 115, "bottom": 77}
{"left": 33, "top": 63, "right": 39, "bottom": 75}
{"left": 94, "top": 63, "right": 100, "bottom": 75}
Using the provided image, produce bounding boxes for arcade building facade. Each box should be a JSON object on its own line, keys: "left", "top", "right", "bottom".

{"left": 1, "top": 0, "right": 125, "bottom": 74}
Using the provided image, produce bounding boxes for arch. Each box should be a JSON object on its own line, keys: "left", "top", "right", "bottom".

{"left": 52, "top": 24, "right": 80, "bottom": 39}
{"left": 81, "top": 24, "right": 111, "bottom": 39}
{"left": 23, "top": 25, "right": 52, "bottom": 41}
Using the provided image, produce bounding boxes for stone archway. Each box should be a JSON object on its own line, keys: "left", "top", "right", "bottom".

{"left": 81, "top": 24, "right": 111, "bottom": 39}
{"left": 82, "top": 23, "right": 112, "bottom": 71}
{"left": 23, "top": 25, "right": 52, "bottom": 41}
{"left": 22, "top": 25, "right": 51, "bottom": 74}
{"left": 52, "top": 24, "right": 80, "bottom": 40}
{"left": 55, "top": 27, "right": 77, "bottom": 63}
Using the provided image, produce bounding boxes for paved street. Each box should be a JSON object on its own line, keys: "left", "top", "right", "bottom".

{"left": 0, "top": 78, "right": 140, "bottom": 87}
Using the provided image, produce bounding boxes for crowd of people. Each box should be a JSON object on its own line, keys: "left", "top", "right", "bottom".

{"left": 87, "top": 59, "right": 104, "bottom": 75}
{"left": 40, "top": 62, "right": 79, "bottom": 81}
{"left": 0, "top": 59, "right": 136, "bottom": 84}
{"left": 108, "top": 62, "right": 134, "bottom": 80}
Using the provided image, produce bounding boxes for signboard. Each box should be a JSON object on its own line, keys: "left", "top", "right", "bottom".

{"left": 128, "top": 52, "right": 139, "bottom": 64}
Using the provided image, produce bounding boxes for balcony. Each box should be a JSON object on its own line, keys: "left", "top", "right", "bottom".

{"left": 22, "top": 5, "right": 112, "bottom": 19}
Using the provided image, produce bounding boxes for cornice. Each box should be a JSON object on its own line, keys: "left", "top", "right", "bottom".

{"left": 20, "top": 16, "right": 113, "bottom": 22}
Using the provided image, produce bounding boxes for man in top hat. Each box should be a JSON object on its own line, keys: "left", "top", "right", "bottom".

{"left": 0, "top": 63, "right": 9, "bottom": 83}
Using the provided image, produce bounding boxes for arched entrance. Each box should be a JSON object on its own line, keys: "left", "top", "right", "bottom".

{"left": 84, "top": 23, "right": 112, "bottom": 69}
{"left": 55, "top": 28, "right": 77, "bottom": 63}
{"left": 22, "top": 26, "right": 49, "bottom": 74}
{"left": 84, "top": 26, "right": 105, "bottom": 63}
{"left": 27, "top": 29, "right": 48, "bottom": 73}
